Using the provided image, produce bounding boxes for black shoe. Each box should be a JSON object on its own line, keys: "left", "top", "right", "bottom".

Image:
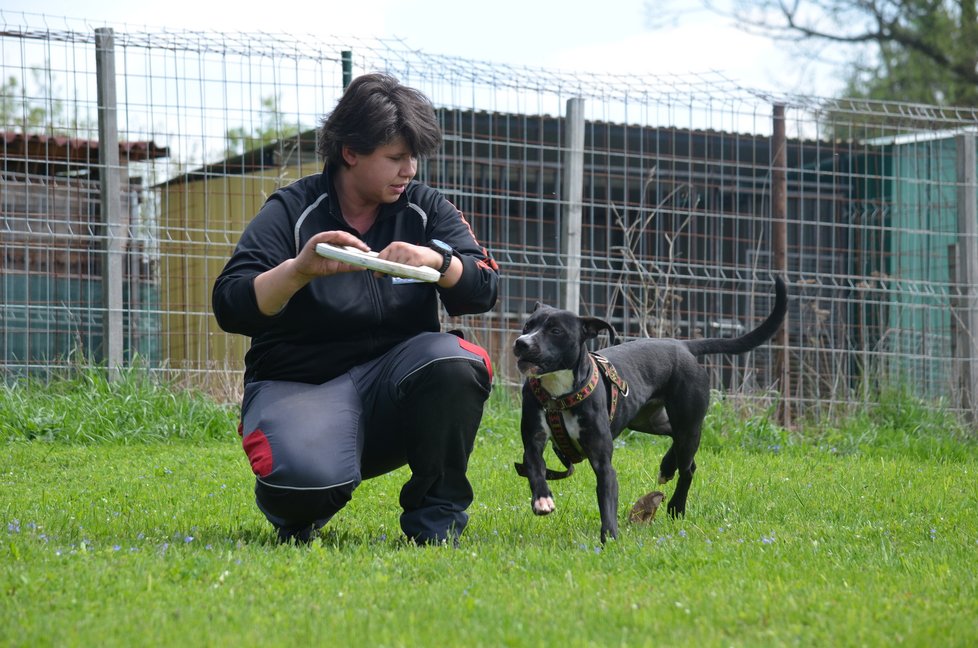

{"left": 276, "top": 523, "right": 318, "bottom": 545}
{"left": 407, "top": 530, "right": 461, "bottom": 548}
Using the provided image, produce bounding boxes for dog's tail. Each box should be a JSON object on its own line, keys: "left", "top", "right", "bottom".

{"left": 684, "top": 276, "right": 787, "bottom": 357}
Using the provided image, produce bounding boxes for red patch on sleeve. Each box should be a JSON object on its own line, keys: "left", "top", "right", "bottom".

{"left": 458, "top": 338, "right": 493, "bottom": 382}
{"left": 242, "top": 429, "right": 273, "bottom": 477}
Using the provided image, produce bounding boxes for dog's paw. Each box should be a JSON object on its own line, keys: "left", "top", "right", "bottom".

{"left": 532, "top": 496, "right": 555, "bottom": 515}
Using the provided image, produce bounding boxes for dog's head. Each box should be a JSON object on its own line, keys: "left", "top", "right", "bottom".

{"left": 513, "top": 302, "right": 616, "bottom": 377}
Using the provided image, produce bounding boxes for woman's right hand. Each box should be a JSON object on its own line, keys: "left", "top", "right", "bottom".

{"left": 254, "top": 231, "right": 370, "bottom": 316}
{"left": 291, "top": 231, "right": 372, "bottom": 281}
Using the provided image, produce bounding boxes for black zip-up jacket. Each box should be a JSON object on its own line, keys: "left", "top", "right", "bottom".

{"left": 212, "top": 168, "right": 499, "bottom": 386}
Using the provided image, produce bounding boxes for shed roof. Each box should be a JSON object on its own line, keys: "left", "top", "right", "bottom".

{"left": 1, "top": 131, "right": 170, "bottom": 163}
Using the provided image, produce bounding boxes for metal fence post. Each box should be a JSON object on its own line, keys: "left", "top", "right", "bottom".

{"left": 562, "top": 97, "right": 584, "bottom": 314}
{"left": 96, "top": 27, "right": 123, "bottom": 380}
{"left": 342, "top": 50, "right": 352, "bottom": 89}
{"left": 772, "top": 104, "right": 791, "bottom": 426}
{"left": 956, "top": 133, "right": 978, "bottom": 421}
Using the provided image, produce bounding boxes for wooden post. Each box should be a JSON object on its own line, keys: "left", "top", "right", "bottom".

{"left": 772, "top": 104, "right": 791, "bottom": 426}
{"left": 562, "top": 98, "right": 584, "bottom": 314}
{"left": 96, "top": 27, "right": 124, "bottom": 380}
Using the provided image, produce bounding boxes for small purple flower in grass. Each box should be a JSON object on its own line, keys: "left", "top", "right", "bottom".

{"left": 184, "top": 535, "right": 194, "bottom": 543}
{"left": 761, "top": 533, "right": 776, "bottom": 545}
{"left": 8, "top": 520, "right": 20, "bottom": 533}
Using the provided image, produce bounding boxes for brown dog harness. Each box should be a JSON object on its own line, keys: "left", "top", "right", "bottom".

{"left": 515, "top": 353, "right": 628, "bottom": 480}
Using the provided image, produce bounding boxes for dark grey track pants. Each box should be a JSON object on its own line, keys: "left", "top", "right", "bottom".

{"left": 239, "top": 332, "right": 493, "bottom": 543}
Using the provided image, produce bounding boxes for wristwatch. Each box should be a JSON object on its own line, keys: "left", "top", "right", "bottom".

{"left": 428, "top": 239, "right": 454, "bottom": 276}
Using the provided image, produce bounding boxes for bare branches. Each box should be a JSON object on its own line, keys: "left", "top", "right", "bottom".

{"left": 646, "top": 0, "right": 978, "bottom": 103}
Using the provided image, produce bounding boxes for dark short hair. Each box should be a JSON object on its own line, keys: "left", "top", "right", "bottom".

{"left": 317, "top": 73, "right": 442, "bottom": 168}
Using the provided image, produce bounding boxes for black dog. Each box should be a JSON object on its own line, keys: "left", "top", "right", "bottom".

{"left": 513, "top": 277, "right": 787, "bottom": 542}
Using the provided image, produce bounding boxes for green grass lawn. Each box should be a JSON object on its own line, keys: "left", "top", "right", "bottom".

{"left": 2, "top": 376, "right": 977, "bottom": 646}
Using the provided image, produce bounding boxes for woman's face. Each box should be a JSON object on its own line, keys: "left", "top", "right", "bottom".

{"left": 343, "top": 136, "right": 418, "bottom": 205}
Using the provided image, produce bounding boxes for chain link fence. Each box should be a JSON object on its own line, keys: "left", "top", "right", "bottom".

{"left": 2, "top": 13, "right": 977, "bottom": 422}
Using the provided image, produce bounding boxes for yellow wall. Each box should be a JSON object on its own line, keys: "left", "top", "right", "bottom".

{"left": 159, "top": 168, "right": 303, "bottom": 376}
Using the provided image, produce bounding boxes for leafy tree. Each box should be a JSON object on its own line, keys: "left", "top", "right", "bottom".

{"left": 0, "top": 66, "right": 95, "bottom": 136}
{"left": 224, "top": 95, "right": 304, "bottom": 158}
{"left": 646, "top": 0, "right": 978, "bottom": 107}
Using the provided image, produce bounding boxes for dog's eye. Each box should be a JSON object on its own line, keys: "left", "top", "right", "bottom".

{"left": 549, "top": 326, "right": 564, "bottom": 336}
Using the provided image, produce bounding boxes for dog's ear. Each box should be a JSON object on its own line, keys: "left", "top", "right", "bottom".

{"left": 532, "top": 301, "right": 548, "bottom": 313}
{"left": 581, "top": 317, "right": 617, "bottom": 344}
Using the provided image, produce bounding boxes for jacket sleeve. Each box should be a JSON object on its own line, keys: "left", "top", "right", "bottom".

{"left": 211, "top": 197, "right": 294, "bottom": 336}
{"left": 426, "top": 192, "right": 499, "bottom": 317}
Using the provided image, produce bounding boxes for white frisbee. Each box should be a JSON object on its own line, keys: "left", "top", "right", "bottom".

{"left": 315, "top": 243, "right": 441, "bottom": 283}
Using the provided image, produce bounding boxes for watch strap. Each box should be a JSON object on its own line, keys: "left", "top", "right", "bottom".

{"left": 428, "top": 240, "right": 453, "bottom": 275}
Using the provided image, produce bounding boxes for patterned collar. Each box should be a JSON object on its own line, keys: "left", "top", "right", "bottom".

{"left": 517, "top": 353, "right": 629, "bottom": 480}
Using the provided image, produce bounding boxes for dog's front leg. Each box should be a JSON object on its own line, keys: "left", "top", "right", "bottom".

{"left": 582, "top": 429, "right": 619, "bottom": 542}
{"left": 521, "top": 407, "right": 555, "bottom": 515}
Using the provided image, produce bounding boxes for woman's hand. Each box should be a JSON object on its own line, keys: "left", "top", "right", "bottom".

{"left": 291, "top": 231, "right": 372, "bottom": 281}
{"left": 254, "top": 231, "right": 370, "bottom": 316}
{"left": 374, "top": 241, "right": 439, "bottom": 269}
{"left": 376, "top": 241, "right": 461, "bottom": 287}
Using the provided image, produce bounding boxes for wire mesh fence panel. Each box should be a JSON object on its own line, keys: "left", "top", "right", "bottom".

{"left": 2, "top": 14, "right": 977, "bottom": 419}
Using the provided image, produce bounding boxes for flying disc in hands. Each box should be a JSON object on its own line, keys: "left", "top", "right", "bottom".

{"left": 315, "top": 243, "right": 441, "bottom": 283}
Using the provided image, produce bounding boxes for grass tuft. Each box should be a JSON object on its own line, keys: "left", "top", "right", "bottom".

{"left": 0, "top": 366, "right": 238, "bottom": 443}
{"left": 701, "top": 387, "right": 976, "bottom": 460}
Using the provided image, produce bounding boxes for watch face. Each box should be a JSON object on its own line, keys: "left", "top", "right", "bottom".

{"left": 430, "top": 239, "right": 451, "bottom": 253}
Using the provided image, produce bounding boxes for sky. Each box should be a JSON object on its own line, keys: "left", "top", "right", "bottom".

{"left": 0, "top": 0, "right": 844, "bottom": 97}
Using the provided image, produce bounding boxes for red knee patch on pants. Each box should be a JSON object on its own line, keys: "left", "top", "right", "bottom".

{"left": 242, "top": 429, "right": 273, "bottom": 477}
{"left": 458, "top": 338, "right": 493, "bottom": 382}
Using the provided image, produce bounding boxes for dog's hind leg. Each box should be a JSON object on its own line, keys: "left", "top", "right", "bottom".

{"left": 658, "top": 444, "right": 677, "bottom": 485}
{"left": 662, "top": 393, "right": 707, "bottom": 517}
{"left": 664, "top": 418, "right": 703, "bottom": 517}
{"left": 625, "top": 405, "right": 677, "bottom": 486}
{"left": 666, "top": 455, "right": 697, "bottom": 517}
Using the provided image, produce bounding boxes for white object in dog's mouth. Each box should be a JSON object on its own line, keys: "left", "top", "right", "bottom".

{"left": 517, "top": 360, "right": 541, "bottom": 376}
